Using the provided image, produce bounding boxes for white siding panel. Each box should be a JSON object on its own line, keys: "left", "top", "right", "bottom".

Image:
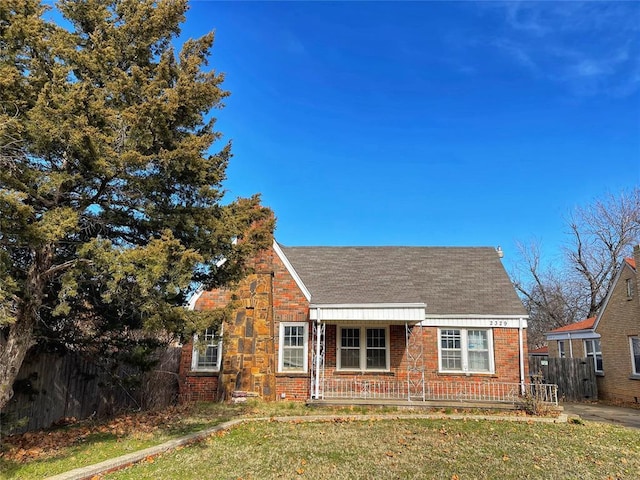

{"left": 311, "top": 306, "right": 425, "bottom": 321}
{"left": 421, "top": 318, "right": 528, "bottom": 328}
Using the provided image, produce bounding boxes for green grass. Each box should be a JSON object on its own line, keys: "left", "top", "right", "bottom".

{"left": 105, "top": 418, "right": 640, "bottom": 480}
{"left": 0, "top": 403, "right": 245, "bottom": 479}
{"left": 1, "top": 402, "right": 636, "bottom": 479}
{"left": 0, "top": 401, "right": 401, "bottom": 479}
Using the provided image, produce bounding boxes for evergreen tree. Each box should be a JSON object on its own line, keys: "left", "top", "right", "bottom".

{"left": 0, "top": 0, "right": 273, "bottom": 408}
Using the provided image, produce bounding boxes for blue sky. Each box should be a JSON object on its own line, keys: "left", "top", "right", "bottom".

{"left": 179, "top": 1, "right": 640, "bottom": 269}
{"left": 52, "top": 1, "right": 640, "bottom": 270}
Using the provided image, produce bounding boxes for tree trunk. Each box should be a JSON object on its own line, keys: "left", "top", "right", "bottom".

{"left": 0, "top": 316, "right": 36, "bottom": 409}
{"left": 0, "top": 246, "right": 52, "bottom": 410}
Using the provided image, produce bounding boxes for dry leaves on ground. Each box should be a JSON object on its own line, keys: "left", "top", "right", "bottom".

{"left": 0, "top": 405, "right": 192, "bottom": 463}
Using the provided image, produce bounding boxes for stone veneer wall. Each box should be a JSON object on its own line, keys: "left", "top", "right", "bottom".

{"left": 220, "top": 272, "right": 276, "bottom": 401}
{"left": 179, "top": 246, "right": 311, "bottom": 402}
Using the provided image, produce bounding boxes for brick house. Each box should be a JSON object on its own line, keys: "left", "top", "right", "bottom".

{"left": 179, "top": 241, "right": 531, "bottom": 404}
{"left": 544, "top": 245, "right": 640, "bottom": 404}
{"left": 591, "top": 246, "right": 640, "bottom": 403}
{"left": 545, "top": 317, "right": 601, "bottom": 373}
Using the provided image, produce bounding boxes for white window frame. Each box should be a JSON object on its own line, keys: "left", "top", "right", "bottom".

{"left": 336, "top": 325, "right": 390, "bottom": 372}
{"left": 584, "top": 339, "right": 603, "bottom": 374}
{"left": 191, "top": 328, "right": 222, "bottom": 372}
{"left": 630, "top": 336, "right": 640, "bottom": 376}
{"left": 437, "top": 328, "right": 495, "bottom": 374}
{"left": 626, "top": 278, "right": 634, "bottom": 299}
{"left": 558, "top": 340, "right": 566, "bottom": 358}
{"left": 278, "top": 322, "right": 309, "bottom": 373}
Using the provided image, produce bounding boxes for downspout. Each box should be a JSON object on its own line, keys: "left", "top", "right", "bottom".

{"left": 314, "top": 308, "right": 322, "bottom": 399}
{"left": 405, "top": 322, "right": 410, "bottom": 401}
{"left": 519, "top": 317, "right": 525, "bottom": 395}
{"left": 568, "top": 333, "right": 573, "bottom": 358}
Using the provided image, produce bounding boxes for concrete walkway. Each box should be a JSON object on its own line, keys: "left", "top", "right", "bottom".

{"left": 46, "top": 412, "right": 568, "bottom": 480}
{"left": 562, "top": 402, "right": 640, "bottom": 430}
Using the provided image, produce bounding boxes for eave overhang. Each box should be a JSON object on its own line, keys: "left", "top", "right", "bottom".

{"left": 546, "top": 330, "right": 600, "bottom": 341}
{"left": 310, "top": 303, "right": 426, "bottom": 322}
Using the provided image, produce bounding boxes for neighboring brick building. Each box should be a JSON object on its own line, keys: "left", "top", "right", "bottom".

{"left": 179, "top": 241, "right": 530, "bottom": 404}
{"left": 545, "top": 317, "right": 601, "bottom": 373}
{"left": 592, "top": 246, "right": 640, "bottom": 403}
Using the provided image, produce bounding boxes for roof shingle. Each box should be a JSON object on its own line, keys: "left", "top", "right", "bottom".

{"left": 279, "top": 245, "right": 526, "bottom": 316}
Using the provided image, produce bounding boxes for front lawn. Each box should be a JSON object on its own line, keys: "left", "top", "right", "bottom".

{"left": 105, "top": 417, "right": 640, "bottom": 480}
{"left": 0, "top": 403, "right": 245, "bottom": 479}
{"left": 2, "top": 402, "right": 638, "bottom": 479}
{"left": 0, "top": 401, "right": 419, "bottom": 478}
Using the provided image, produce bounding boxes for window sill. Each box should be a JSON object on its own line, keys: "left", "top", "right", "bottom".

{"left": 437, "top": 372, "right": 497, "bottom": 377}
{"left": 595, "top": 372, "right": 604, "bottom": 377}
{"left": 629, "top": 374, "right": 640, "bottom": 381}
{"left": 276, "top": 372, "right": 308, "bottom": 378}
{"left": 187, "top": 370, "right": 220, "bottom": 377}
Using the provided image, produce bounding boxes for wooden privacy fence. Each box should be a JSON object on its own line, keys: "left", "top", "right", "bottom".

{"left": 529, "top": 357, "right": 597, "bottom": 402}
{"left": 0, "top": 347, "right": 181, "bottom": 436}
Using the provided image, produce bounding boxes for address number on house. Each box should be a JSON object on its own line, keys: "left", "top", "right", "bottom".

{"left": 488, "top": 320, "right": 511, "bottom": 327}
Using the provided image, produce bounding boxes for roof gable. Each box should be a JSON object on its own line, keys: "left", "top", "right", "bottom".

{"left": 278, "top": 244, "right": 527, "bottom": 316}
{"left": 594, "top": 256, "right": 638, "bottom": 331}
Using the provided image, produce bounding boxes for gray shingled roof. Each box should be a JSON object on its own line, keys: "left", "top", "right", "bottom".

{"left": 279, "top": 245, "right": 527, "bottom": 316}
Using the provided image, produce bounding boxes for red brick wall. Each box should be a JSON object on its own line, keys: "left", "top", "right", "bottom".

{"left": 322, "top": 323, "right": 525, "bottom": 385}
{"left": 194, "top": 288, "right": 233, "bottom": 311}
{"left": 179, "top": 287, "right": 232, "bottom": 402}
{"left": 275, "top": 376, "right": 309, "bottom": 401}
{"left": 178, "top": 342, "right": 219, "bottom": 402}
{"left": 271, "top": 247, "right": 311, "bottom": 401}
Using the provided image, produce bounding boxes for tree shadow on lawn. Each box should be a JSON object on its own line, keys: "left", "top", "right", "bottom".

{"left": 0, "top": 403, "right": 242, "bottom": 478}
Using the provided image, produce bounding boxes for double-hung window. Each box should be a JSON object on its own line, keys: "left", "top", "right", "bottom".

{"left": 558, "top": 340, "right": 566, "bottom": 358}
{"left": 584, "top": 339, "right": 603, "bottom": 373}
{"left": 191, "top": 328, "right": 222, "bottom": 372}
{"left": 279, "top": 323, "right": 308, "bottom": 373}
{"left": 438, "top": 329, "right": 494, "bottom": 374}
{"left": 337, "top": 326, "right": 389, "bottom": 371}
{"left": 630, "top": 336, "right": 640, "bottom": 376}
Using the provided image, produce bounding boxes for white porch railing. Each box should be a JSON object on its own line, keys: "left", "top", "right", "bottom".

{"left": 321, "top": 378, "right": 558, "bottom": 406}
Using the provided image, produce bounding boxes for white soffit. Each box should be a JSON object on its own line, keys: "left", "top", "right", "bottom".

{"left": 310, "top": 303, "right": 426, "bottom": 321}
{"left": 547, "top": 331, "right": 600, "bottom": 341}
{"left": 421, "top": 317, "right": 528, "bottom": 328}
